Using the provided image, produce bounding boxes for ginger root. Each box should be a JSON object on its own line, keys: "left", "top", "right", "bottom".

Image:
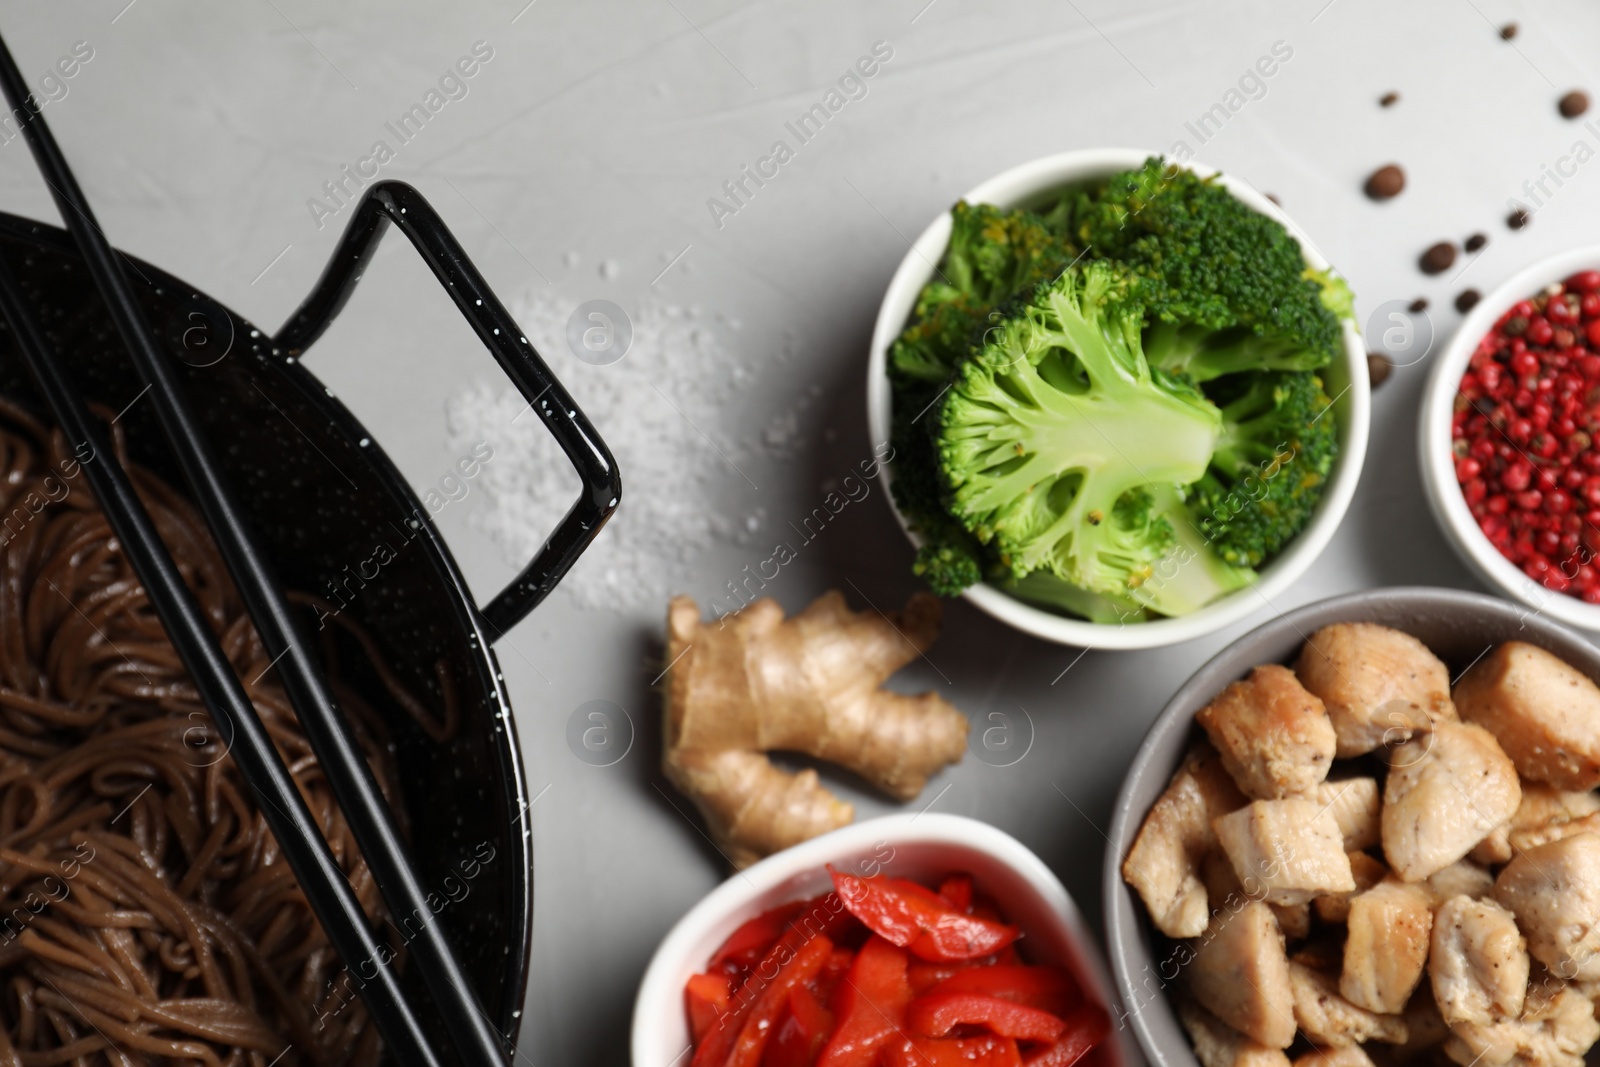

{"left": 663, "top": 590, "right": 968, "bottom": 869}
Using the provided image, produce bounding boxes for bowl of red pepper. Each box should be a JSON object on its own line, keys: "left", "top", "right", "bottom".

{"left": 631, "top": 812, "right": 1132, "bottom": 1067}
{"left": 1420, "top": 245, "right": 1600, "bottom": 629}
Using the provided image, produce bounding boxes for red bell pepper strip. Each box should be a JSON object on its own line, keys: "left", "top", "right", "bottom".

{"left": 931, "top": 964, "right": 1082, "bottom": 1017}
{"left": 765, "top": 1015, "right": 809, "bottom": 1067}
{"left": 907, "top": 990, "right": 1066, "bottom": 1041}
{"left": 710, "top": 900, "right": 808, "bottom": 979}
{"left": 970, "top": 893, "right": 1022, "bottom": 963}
{"left": 765, "top": 985, "right": 834, "bottom": 1067}
{"left": 692, "top": 924, "right": 829, "bottom": 1067}
{"left": 811, "top": 946, "right": 854, "bottom": 1006}
{"left": 882, "top": 1034, "right": 1023, "bottom": 1067}
{"left": 970, "top": 898, "right": 1025, "bottom": 961}
{"left": 908, "top": 960, "right": 968, "bottom": 997}
{"left": 721, "top": 933, "right": 833, "bottom": 1067}
{"left": 937, "top": 874, "right": 973, "bottom": 913}
{"left": 829, "top": 867, "right": 1019, "bottom": 962}
{"left": 786, "top": 893, "right": 868, "bottom": 949}
{"left": 789, "top": 985, "right": 833, "bottom": 1042}
{"left": 685, "top": 972, "right": 732, "bottom": 1045}
{"left": 1023, "top": 1003, "right": 1110, "bottom": 1067}
{"left": 816, "top": 935, "right": 914, "bottom": 1067}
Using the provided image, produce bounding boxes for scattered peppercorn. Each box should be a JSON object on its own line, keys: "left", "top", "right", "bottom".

{"left": 1364, "top": 164, "right": 1405, "bottom": 201}
{"left": 1457, "top": 289, "right": 1482, "bottom": 313}
{"left": 1264, "top": 193, "right": 1281, "bottom": 206}
{"left": 1409, "top": 297, "right": 1429, "bottom": 313}
{"left": 1367, "top": 352, "right": 1393, "bottom": 389}
{"left": 1379, "top": 91, "right": 1399, "bottom": 107}
{"left": 1500, "top": 22, "right": 1518, "bottom": 39}
{"left": 1452, "top": 269, "right": 1600, "bottom": 602}
{"left": 1508, "top": 208, "right": 1531, "bottom": 230}
{"left": 1560, "top": 91, "right": 1590, "bottom": 119}
{"left": 1421, "top": 242, "right": 1458, "bottom": 275}
{"left": 1466, "top": 233, "right": 1488, "bottom": 252}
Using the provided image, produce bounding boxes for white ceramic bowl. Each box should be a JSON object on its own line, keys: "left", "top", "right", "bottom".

{"left": 1419, "top": 244, "right": 1600, "bottom": 633}
{"left": 630, "top": 812, "right": 1134, "bottom": 1067}
{"left": 866, "top": 147, "right": 1370, "bottom": 649}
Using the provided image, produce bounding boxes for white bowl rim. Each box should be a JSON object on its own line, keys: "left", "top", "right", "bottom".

{"left": 865, "top": 146, "right": 1371, "bottom": 650}
{"left": 1418, "top": 243, "right": 1600, "bottom": 632}
{"left": 629, "top": 811, "right": 1133, "bottom": 1067}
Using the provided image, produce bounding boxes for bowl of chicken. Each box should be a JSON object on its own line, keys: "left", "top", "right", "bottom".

{"left": 1104, "top": 586, "right": 1600, "bottom": 1067}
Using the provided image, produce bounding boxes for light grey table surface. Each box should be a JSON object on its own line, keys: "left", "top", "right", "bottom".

{"left": 4, "top": 1, "right": 1599, "bottom": 1063}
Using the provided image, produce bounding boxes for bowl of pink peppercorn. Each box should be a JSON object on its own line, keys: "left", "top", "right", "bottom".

{"left": 1420, "top": 246, "right": 1600, "bottom": 630}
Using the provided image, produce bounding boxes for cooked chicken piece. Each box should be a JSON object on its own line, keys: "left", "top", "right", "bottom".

{"left": 1395, "top": 986, "right": 1452, "bottom": 1057}
{"left": 1509, "top": 812, "right": 1600, "bottom": 855}
{"left": 1472, "top": 824, "right": 1515, "bottom": 866}
{"left": 1513, "top": 784, "right": 1600, "bottom": 830}
{"left": 1503, "top": 787, "right": 1600, "bottom": 853}
{"left": 1343, "top": 879, "right": 1434, "bottom": 1013}
{"left": 1494, "top": 833, "right": 1600, "bottom": 982}
{"left": 1516, "top": 969, "right": 1552, "bottom": 1020}
{"left": 1199, "top": 851, "right": 1314, "bottom": 941}
{"left": 1315, "top": 852, "right": 1389, "bottom": 923}
{"left": 1442, "top": 984, "right": 1599, "bottom": 1067}
{"left": 1521, "top": 965, "right": 1580, "bottom": 1022}
{"left": 1272, "top": 902, "right": 1311, "bottom": 943}
{"left": 1430, "top": 895, "right": 1530, "bottom": 1025}
{"left": 1216, "top": 798, "right": 1356, "bottom": 906}
{"left": 1179, "top": 997, "right": 1294, "bottom": 1067}
{"left": 1445, "top": 1017, "right": 1522, "bottom": 1067}
{"left": 1477, "top": 796, "right": 1600, "bottom": 863}
{"left": 1124, "top": 745, "right": 1248, "bottom": 937}
{"left": 1289, "top": 959, "right": 1410, "bottom": 1047}
{"left": 1318, "top": 777, "right": 1382, "bottom": 851}
{"left": 1382, "top": 723, "right": 1522, "bottom": 882}
{"left": 1188, "top": 902, "right": 1297, "bottom": 1048}
{"left": 1296, "top": 622, "right": 1457, "bottom": 757}
{"left": 1293, "top": 1047, "right": 1376, "bottom": 1067}
{"left": 1454, "top": 642, "right": 1600, "bottom": 791}
{"left": 1423, "top": 860, "right": 1496, "bottom": 908}
{"left": 1197, "top": 665, "right": 1338, "bottom": 800}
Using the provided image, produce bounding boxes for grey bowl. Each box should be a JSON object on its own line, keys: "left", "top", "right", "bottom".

{"left": 1102, "top": 586, "right": 1600, "bottom": 1067}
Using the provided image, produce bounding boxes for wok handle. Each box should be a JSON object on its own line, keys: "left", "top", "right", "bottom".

{"left": 274, "top": 181, "right": 620, "bottom": 639}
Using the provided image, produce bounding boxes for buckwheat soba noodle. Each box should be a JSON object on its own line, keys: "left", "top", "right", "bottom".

{"left": 0, "top": 399, "right": 454, "bottom": 1065}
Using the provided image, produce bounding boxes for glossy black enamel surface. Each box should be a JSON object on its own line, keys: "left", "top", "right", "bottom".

{"left": 0, "top": 211, "right": 533, "bottom": 1056}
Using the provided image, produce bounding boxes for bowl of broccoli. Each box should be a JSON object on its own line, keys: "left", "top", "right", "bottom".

{"left": 866, "top": 149, "right": 1369, "bottom": 649}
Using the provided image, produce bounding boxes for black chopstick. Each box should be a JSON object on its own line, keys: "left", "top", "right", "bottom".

{"left": 0, "top": 30, "right": 505, "bottom": 1067}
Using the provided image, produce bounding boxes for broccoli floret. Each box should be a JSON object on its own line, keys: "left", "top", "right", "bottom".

{"left": 1140, "top": 484, "right": 1258, "bottom": 613}
{"left": 1145, "top": 323, "right": 1331, "bottom": 383}
{"left": 1187, "top": 371, "right": 1339, "bottom": 568}
{"left": 1005, "top": 487, "right": 1256, "bottom": 621}
{"left": 944, "top": 199, "right": 1079, "bottom": 306}
{"left": 936, "top": 260, "right": 1241, "bottom": 607}
{"left": 913, "top": 540, "right": 984, "bottom": 595}
{"left": 889, "top": 387, "right": 987, "bottom": 592}
{"left": 1064, "top": 158, "right": 1348, "bottom": 370}
{"left": 890, "top": 201, "right": 1077, "bottom": 384}
{"left": 1005, "top": 569, "right": 1151, "bottom": 625}
{"left": 887, "top": 200, "right": 1081, "bottom": 596}
{"left": 889, "top": 283, "right": 985, "bottom": 384}
{"left": 1308, "top": 266, "right": 1356, "bottom": 321}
